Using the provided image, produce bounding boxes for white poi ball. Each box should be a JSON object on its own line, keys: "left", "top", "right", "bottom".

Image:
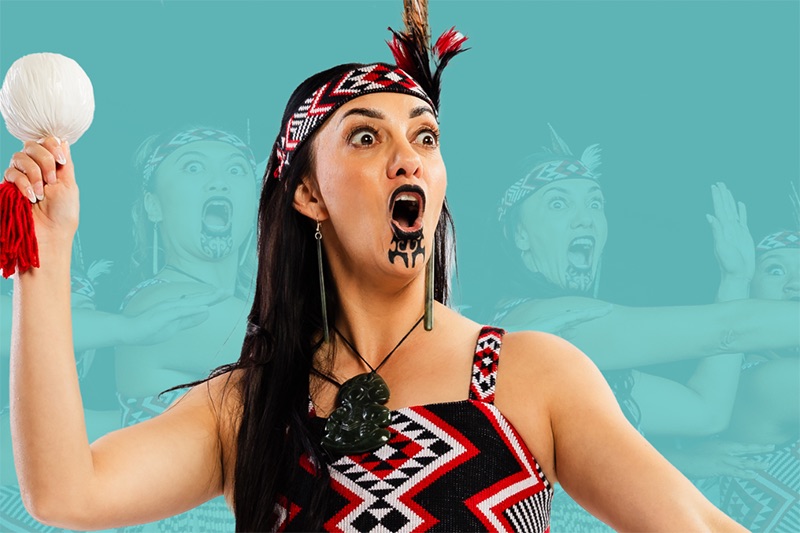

{"left": 0, "top": 52, "right": 94, "bottom": 145}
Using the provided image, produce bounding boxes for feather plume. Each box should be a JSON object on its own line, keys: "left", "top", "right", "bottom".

{"left": 547, "top": 123, "right": 573, "bottom": 156}
{"left": 791, "top": 181, "right": 800, "bottom": 228}
{"left": 580, "top": 144, "right": 603, "bottom": 176}
{"left": 387, "top": 0, "right": 468, "bottom": 111}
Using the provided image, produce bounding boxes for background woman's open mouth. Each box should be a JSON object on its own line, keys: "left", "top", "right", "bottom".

{"left": 200, "top": 196, "right": 234, "bottom": 258}
{"left": 566, "top": 236, "right": 596, "bottom": 292}
{"left": 389, "top": 185, "right": 425, "bottom": 240}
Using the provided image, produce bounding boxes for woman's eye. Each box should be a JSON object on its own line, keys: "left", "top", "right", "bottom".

{"left": 766, "top": 264, "right": 786, "bottom": 276}
{"left": 548, "top": 198, "right": 566, "bottom": 209}
{"left": 183, "top": 161, "right": 205, "bottom": 173}
{"left": 415, "top": 130, "right": 439, "bottom": 147}
{"left": 590, "top": 199, "right": 605, "bottom": 210}
{"left": 229, "top": 164, "right": 247, "bottom": 176}
{"left": 350, "top": 130, "right": 376, "bottom": 146}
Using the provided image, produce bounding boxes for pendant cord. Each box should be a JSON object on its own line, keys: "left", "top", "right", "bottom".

{"left": 162, "top": 264, "right": 212, "bottom": 285}
{"left": 333, "top": 315, "right": 424, "bottom": 375}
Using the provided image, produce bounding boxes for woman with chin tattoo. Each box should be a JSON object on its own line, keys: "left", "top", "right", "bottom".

{"left": 2, "top": 2, "right": 761, "bottom": 531}
{"left": 494, "top": 126, "right": 799, "bottom": 531}
{"left": 110, "top": 127, "right": 259, "bottom": 531}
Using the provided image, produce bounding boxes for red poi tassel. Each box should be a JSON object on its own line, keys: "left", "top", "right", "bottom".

{"left": 0, "top": 180, "right": 38, "bottom": 278}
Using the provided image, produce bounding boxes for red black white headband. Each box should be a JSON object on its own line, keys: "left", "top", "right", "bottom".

{"left": 269, "top": 64, "right": 434, "bottom": 181}
{"left": 757, "top": 231, "right": 800, "bottom": 253}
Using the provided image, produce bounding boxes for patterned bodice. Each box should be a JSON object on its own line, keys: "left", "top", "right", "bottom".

{"left": 276, "top": 326, "right": 553, "bottom": 532}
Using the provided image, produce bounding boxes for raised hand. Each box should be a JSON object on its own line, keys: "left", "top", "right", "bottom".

{"left": 3, "top": 137, "right": 79, "bottom": 245}
{"left": 707, "top": 182, "right": 755, "bottom": 284}
{"left": 121, "top": 290, "right": 232, "bottom": 346}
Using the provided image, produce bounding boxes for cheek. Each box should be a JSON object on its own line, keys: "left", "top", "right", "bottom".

{"left": 750, "top": 276, "right": 781, "bottom": 299}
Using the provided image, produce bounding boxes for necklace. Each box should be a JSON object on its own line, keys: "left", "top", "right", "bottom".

{"left": 162, "top": 264, "right": 211, "bottom": 285}
{"left": 320, "top": 315, "right": 424, "bottom": 455}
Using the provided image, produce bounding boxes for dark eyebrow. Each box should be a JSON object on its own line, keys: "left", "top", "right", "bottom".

{"left": 410, "top": 106, "right": 435, "bottom": 119}
{"left": 175, "top": 151, "right": 206, "bottom": 162}
{"left": 543, "top": 185, "right": 604, "bottom": 195}
{"left": 175, "top": 151, "right": 247, "bottom": 163}
{"left": 338, "top": 107, "right": 385, "bottom": 124}
{"left": 542, "top": 187, "right": 569, "bottom": 195}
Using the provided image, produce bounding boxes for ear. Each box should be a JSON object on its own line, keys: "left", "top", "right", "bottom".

{"left": 144, "top": 192, "right": 163, "bottom": 223}
{"left": 293, "top": 176, "right": 329, "bottom": 221}
{"left": 513, "top": 223, "right": 531, "bottom": 252}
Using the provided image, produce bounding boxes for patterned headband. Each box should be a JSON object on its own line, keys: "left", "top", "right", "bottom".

{"left": 142, "top": 128, "right": 257, "bottom": 190}
{"left": 268, "top": 63, "right": 434, "bottom": 181}
{"left": 756, "top": 230, "right": 800, "bottom": 253}
{"left": 498, "top": 125, "right": 602, "bottom": 222}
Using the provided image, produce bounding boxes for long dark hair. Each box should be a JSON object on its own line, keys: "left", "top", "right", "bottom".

{"left": 214, "top": 64, "right": 455, "bottom": 531}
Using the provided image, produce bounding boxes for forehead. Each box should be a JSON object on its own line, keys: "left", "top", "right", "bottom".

{"left": 160, "top": 140, "right": 248, "bottom": 166}
{"left": 532, "top": 178, "right": 603, "bottom": 198}
{"left": 328, "top": 92, "right": 436, "bottom": 125}
{"left": 757, "top": 248, "right": 800, "bottom": 265}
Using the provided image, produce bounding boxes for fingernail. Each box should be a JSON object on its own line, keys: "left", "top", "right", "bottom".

{"left": 54, "top": 137, "right": 62, "bottom": 146}
{"left": 56, "top": 150, "right": 66, "bottom": 165}
{"left": 34, "top": 182, "right": 44, "bottom": 201}
{"left": 26, "top": 186, "right": 36, "bottom": 203}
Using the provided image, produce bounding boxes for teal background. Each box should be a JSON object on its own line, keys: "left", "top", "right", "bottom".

{"left": 0, "top": 1, "right": 798, "bottom": 531}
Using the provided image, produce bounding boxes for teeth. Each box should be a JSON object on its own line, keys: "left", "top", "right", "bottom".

{"left": 571, "top": 237, "right": 593, "bottom": 247}
{"left": 396, "top": 194, "right": 418, "bottom": 203}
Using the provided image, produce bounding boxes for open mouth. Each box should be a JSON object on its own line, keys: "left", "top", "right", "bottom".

{"left": 567, "top": 236, "right": 595, "bottom": 271}
{"left": 201, "top": 196, "right": 233, "bottom": 236}
{"left": 389, "top": 185, "right": 425, "bottom": 240}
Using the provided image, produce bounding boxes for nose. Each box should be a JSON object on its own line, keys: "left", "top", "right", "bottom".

{"left": 205, "top": 171, "right": 231, "bottom": 194}
{"left": 387, "top": 138, "right": 422, "bottom": 180}
{"left": 570, "top": 205, "right": 594, "bottom": 229}
{"left": 784, "top": 273, "right": 800, "bottom": 298}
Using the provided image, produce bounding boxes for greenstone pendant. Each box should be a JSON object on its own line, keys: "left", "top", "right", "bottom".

{"left": 321, "top": 372, "right": 392, "bottom": 455}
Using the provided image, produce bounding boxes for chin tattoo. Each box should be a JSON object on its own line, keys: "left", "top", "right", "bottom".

{"left": 388, "top": 233, "right": 426, "bottom": 269}
{"left": 200, "top": 233, "right": 234, "bottom": 259}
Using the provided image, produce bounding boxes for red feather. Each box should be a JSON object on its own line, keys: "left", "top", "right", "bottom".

{"left": 433, "top": 27, "right": 468, "bottom": 59}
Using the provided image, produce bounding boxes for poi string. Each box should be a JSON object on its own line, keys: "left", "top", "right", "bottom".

{"left": 0, "top": 52, "right": 95, "bottom": 278}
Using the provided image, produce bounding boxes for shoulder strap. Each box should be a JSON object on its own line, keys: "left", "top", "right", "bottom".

{"left": 469, "top": 326, "right": 505, "bottom": 404}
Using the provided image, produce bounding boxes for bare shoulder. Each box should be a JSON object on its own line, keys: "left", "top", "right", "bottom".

{"left": 499, "top": 330, "right": 599, "bottom": 382}
{"left": 494, "top": 331, "right": 611, "bottom": 484}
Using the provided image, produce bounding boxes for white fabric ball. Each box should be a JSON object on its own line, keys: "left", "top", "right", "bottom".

{"left": 0, "top": 52, "right": 94, "bottom": 145}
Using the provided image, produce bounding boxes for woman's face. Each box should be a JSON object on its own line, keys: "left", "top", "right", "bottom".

{"left": 751, "top": 248, "right": 800, "bottom": 301}
{"left": 149, "top": 140, "right": 257, "bottom": 261}
{"left": 514, "top": 178, "right": 607, "bottom": 292}
{"left": 307, "top": 92, "right": 446, "bottom": 280}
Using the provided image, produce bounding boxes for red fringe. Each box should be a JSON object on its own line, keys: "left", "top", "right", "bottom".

{"left": 0, "top": 181, "right": 38, "bottom": 278}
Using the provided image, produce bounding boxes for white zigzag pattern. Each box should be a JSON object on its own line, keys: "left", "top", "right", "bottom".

{"left": 328, "top": 408, "right": 468, "bottom": 533}
{"left": 473, "top": 404, "right": 552, "bottom": 533}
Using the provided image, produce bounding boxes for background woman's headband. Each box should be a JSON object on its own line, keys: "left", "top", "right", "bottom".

{"left": 498, "top": 125, "right": 602, "bottom": 222}
{"left": 270, "top": 64, "right": 433, "bottom": 180}
{"left": 142, "top": 127, "right": 257, "bottom": 190}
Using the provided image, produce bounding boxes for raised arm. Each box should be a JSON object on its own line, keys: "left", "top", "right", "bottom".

{"left": 6, "top": 139, "right": 234, "bottom": 530}
{"left": 501, "top": 296, "right": 798, "bottom": 370}
{"left": 498, "top": 331, "right": 745, "bottom": 531}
